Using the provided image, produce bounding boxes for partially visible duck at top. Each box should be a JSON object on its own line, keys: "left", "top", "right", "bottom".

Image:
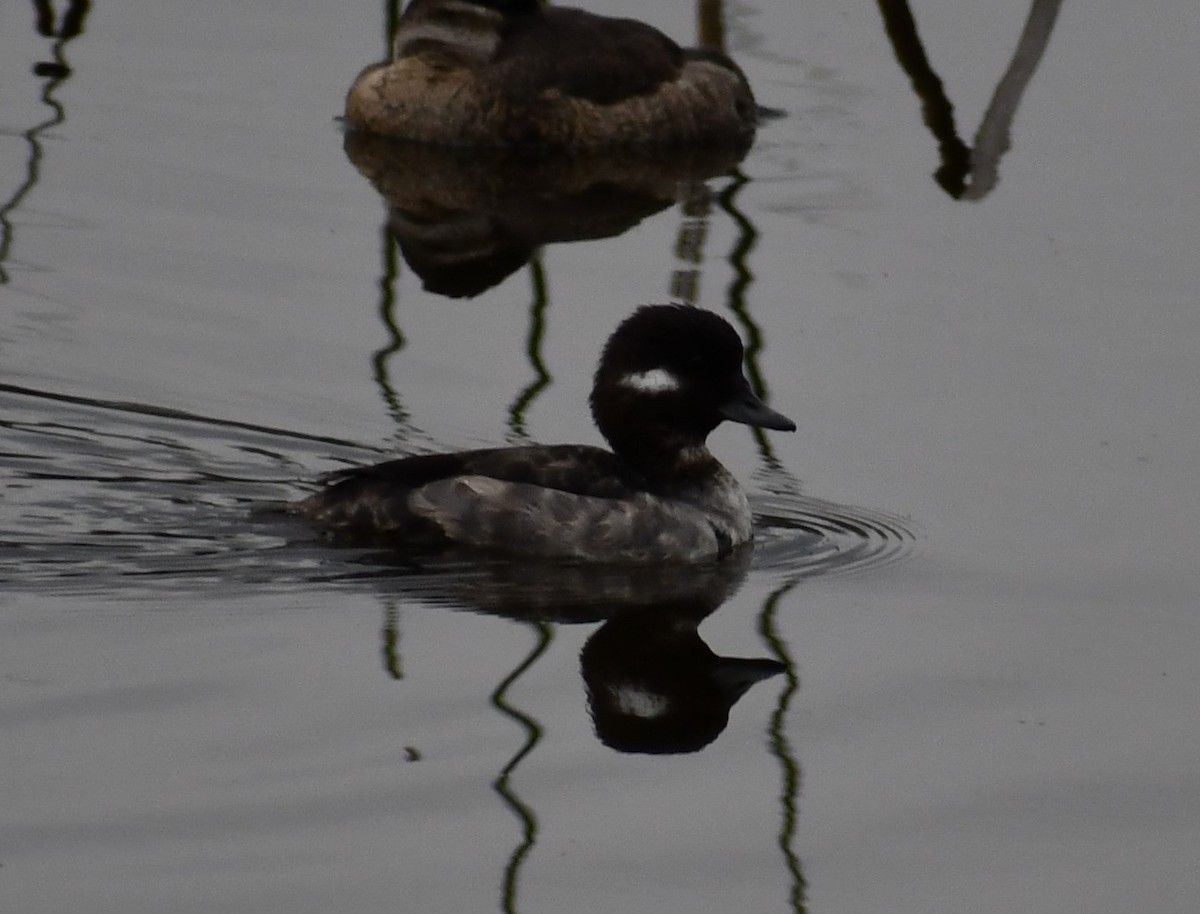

{"left": 343, "top": 0, "right": 758, "bottom": 148}
{"left": 295, "top": 304, "right": 795, "bottom": 564}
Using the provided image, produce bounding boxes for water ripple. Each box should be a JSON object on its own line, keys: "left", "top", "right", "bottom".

{"left": 0, "top": 382, "right": 914, "bottom": 598}
{"left": 751, "top": 490, "right": 917, "bottom": 580}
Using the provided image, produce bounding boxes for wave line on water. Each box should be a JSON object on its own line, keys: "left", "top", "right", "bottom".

{"left": 750, "top": 490, "right": 918, "bottom": 580}
{"left": 0, "top": 381, "right": 374, "bottom": 451}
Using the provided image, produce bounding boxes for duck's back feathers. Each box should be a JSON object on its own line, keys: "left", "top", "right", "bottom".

{"left": 301, "top": 444, "right": 630, "bottom": 540}
{"left": 297, "top": 444, "right": 739, "bottom": 562}
{"left": 318, "top": 445, "right": 634, "bottom": 497}
{"left": 495, "top": 7, "right": 685, "bottom": 106}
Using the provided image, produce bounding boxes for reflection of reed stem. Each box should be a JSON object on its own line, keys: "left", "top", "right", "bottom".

{"left": 962, "top": 0, "right": 1063, "bottom": 200}
{"left": 716, "top": 170, "right": 763, "bottom": 391}
{"left": 878, "top": 0, "right": 1062, "bottom": 200}
{"left": 384, "top": 0, "right": 403, "bottom": 55}
{"left": 371, "top": 221, "right": 411, "bottom": 426}
{"left": 33, "top": 1, "right": 90, "bottom": 40}
{"left": 757, "top": 581, "right": 808, "bottom": 914}
{"left": 715, "top": 169, "right": 784, "bottom": 470}
{"left": 507, "top": 257, "right": 552, "bottom": 442}
{"left": 0, "top": 3, "right": 89, "bottom": 284}
{"left": 670, "top": 184, "right": 712, "bottom": 304}
{"left": 381, "top": 601, "right": 403, "bottom": 679}
{"left": 34, "top": 0, "right": 54, "bottom": 35}
{"left": 491, "top": 621, "right": 554, "bottom": 914}
{"left": 876, "top": 0, "right": 972, "bottom": 198}
{"left": 697, "top": 0, "right": 727, "bottom": 53}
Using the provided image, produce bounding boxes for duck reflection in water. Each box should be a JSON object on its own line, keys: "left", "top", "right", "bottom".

{"left": 364, "top": 548, "right": 794, "bottom": 913}
{"left": 342, "top": 132, "right": 752, "bottom": 298}
{"left": 582, "top": 599, "right": 784, "bottom": 754}
{"left": 370, "top": 543, "right": 783, "bottom": 754}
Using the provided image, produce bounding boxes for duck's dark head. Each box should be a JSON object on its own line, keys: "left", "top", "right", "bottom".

{"left": 590, "top": 304, "right": 795, "bottom": 471}
{"left": 445, "top": 0, "right": 543, "bottom": 14}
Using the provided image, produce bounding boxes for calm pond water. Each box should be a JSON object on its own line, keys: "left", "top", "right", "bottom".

{"left": 3, "top": 1, "right": 1199, "bottom": 912}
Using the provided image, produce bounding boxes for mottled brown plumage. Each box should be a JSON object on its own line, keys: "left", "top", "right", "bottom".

{"left": 343, "top": 0, "right": 757, "bottom": 147}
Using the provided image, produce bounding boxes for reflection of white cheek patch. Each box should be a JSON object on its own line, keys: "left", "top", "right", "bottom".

{"left": 620, "top": 368, "right": 681, "bottom": 393}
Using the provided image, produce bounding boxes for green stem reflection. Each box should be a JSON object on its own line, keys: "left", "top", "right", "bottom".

{"left": 758, "top": 580, "right": 808, "bottom": 913}
{"left": 490, "top": 621, "right": 554, "bottom": 914}
{"left": 0, "top": 2, "right": 90, "bottom": 285}
{"left": 381, "top": 601, "right": 403, "bottom": 680}
{"left": 670, "top": 183, "right": 712, "bottom": 304}
{"left": 507, "top": 257, "right": 552, "bottom": 442}
{"left": 370, "top": 221, "right": 412, "bottom": 428}
{"left": 384, "top": 0, "right": 402, "bottom": 54}
{"left": 716, "top": 163, "right": 808, "bottom": 906}
{"left": 716, "top": 168, "right": 784, "bottom": 471}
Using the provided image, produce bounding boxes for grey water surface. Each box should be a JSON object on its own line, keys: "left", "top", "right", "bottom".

{"left": 2, "top": 1, "right": 1199, "bottom": 913}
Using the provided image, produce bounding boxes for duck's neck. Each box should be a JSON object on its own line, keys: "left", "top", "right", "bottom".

{"left": 396, "top": 0, "right": 532, "bottom": 63}
{"left": 607, "top": 429, "right": 722, "bottom": 488}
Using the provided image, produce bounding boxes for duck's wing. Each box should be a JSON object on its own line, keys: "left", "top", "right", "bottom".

{"left": 319, "top": 444, "right": 635, "bottom": 496}
{"left": 409, "top": 475, "right": 726, "bottom": 562}
{"left": 497, "top": 8, "right": 686, "bottom": 105}
{"left": 298, "top": 444, "right": 724, "bottom": 559}
{"left": 298, "top": 445, "right": 642, "bottom": 542}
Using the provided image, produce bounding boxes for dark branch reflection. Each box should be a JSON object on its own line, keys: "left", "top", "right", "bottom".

{"left": 506, "top": 258, "right": 551, "bottom": 443}
{"left": 670, "top": 184, "right": 713, "bottom": 304}
{"left": 713, "top": 161, "right": 808, "bottom": 912}
{"left": 961, "top": 0, "right": 1063, "bottom": 200}
{"left": 716, "top": 168, "right": 793, "bottom": 478}
{"left": 491, "top": 620, "right": 553, "bottom": 914}
{"left": 381, "top": 600, "right": 403, "bottom": 680}
{"left": 371, "top": 220, "right": 410, "bottom": 428}
{"left": 383, "top": 0, "right": 403, "bottom": 56}
{"left": 758, "top": 579, "right": 808, "bottom": 913}
{"left": 0, "top": 1, "right": 91, "bottom": 285}
{"left": 876, "top": 0, "right": 972, "bottom": 197}
{"left": 878, "top": 0, "right": 1063, "bottom": 200}
{"left": 697, "top": 0, "right": 727, "bottom": 53}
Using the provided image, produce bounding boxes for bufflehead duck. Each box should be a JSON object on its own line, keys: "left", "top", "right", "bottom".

{"left": 343, "top": 0, "right": 757, "bottom": 148}
{"left": 297, "top": 304, "right": 795, "bottom": 563}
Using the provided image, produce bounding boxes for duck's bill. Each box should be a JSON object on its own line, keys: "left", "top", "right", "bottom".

{"left": 719, "top": 385, "right": 796, "bottom": 432}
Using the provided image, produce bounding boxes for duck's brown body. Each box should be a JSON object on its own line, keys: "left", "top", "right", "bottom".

{"left": 343, "top": 0, "right": 757, "bottom": 147}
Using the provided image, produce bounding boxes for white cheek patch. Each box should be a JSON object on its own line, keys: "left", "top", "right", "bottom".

{"left": 612, "top": 685, "right": 670, "bottom": 719}
{"left": 620, "top": 368, "right": 682, "bottom": 394}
